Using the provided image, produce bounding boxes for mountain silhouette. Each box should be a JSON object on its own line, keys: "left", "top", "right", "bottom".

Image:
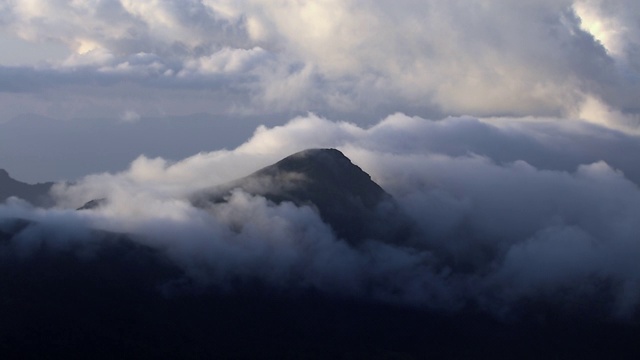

{"left": 192, "top": 148, "right": 412, "bottom": 245}
{"left": 0, "top": 169, "right": 54, "bottom": 207}
{"left": 77, "top": 198, "right": 107, "bottom": 210}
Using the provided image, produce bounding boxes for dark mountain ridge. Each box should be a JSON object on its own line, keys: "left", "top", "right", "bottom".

{"left": 0, "top": 168, "right": 54, "bottom": 207}
{"left": 192, "top": 148, "right": 412, "bottom": 245}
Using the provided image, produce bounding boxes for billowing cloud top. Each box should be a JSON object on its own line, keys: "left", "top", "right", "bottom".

{"left": 0, "top": 0, "right": 639, "bottom": 127}
{"left": 2, "top": 112, "right": 640, "bottom": 320}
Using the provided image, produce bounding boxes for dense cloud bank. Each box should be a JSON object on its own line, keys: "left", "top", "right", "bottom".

{"left": 1, "top": 0, "right": 640, "bottom": 127}
{"left": 3, "top": 113, "right": 640, "bottom": 320}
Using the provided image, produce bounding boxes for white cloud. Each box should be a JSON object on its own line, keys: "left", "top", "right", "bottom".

{"left": 16, "top": 113, "right": 634, "bottom": 317}
{"left": 574, "top": 94, "right": 640, "bottom": 133}
{"left": 573, "top": 0, "right": 627, "bottom": 56}
{"left": 120, "top": 109, "right": 140, "bottom": 122}
{"left": 0, "top": 0, "right": 638, "bottom": 127}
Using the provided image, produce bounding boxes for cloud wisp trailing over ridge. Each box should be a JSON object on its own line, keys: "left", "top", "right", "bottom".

{"left": 2, "top": 113, "right": 640, "bottom": 319}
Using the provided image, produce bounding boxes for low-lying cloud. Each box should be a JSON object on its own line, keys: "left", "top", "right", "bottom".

{"left": 3, "top": 113, "right": 640, "bottom": 320}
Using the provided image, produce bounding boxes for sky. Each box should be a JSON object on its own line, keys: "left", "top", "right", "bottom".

{"left": 1, "top": 0, "right": 640, "bottom": 181}
{"left": 2, "top": 0, "right": 640, "bottom": 320}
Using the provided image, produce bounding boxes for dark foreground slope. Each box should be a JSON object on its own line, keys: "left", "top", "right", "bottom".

{"left": 2, "top": 219, "right": 640, "bottom": 359}
{"left": 0, "top": 169, "right": 53, "bottom": 207}
{"left": 2, "top": 219, "right": 640, "bottom": 360}
{"left": 193, "top": 148, "right": 411, "bottom": 245}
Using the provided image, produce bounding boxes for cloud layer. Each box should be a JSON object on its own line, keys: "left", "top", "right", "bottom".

{"left": 3, "top": 113, "right": 640, "bottom": 319}
{"left": 0, "top": 0, "right": 639, "bottom": 126}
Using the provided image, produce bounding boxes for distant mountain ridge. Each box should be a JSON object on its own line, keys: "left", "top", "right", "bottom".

{"left": 0, "top": 169, "right": 54, "bottom": 207}
{"left": 192, "top": 148, "right": 412, "bottom": 245}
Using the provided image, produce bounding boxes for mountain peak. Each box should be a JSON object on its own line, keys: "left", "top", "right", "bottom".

{"left": 284, "top": 148, "right": 350, "bottom": 163}
{"left": 0, "top": 169, "right": 9, "bottom": 179}
{"left": 269, "top": 148, "right": 368, "bottom": 177}
{"left": 252, "top": 148, "right": 387, "bottom": 208}
{"left": 195, "top": 148, "right": 411, "bottom": 245}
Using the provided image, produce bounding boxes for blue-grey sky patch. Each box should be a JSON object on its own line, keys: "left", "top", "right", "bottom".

{"left": 0, "top": 33, "right": 69, "bottom": 66}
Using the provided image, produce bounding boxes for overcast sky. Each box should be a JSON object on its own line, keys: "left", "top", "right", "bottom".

{"left": 1, "top": 0, "right": 640, "bottom": 181}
